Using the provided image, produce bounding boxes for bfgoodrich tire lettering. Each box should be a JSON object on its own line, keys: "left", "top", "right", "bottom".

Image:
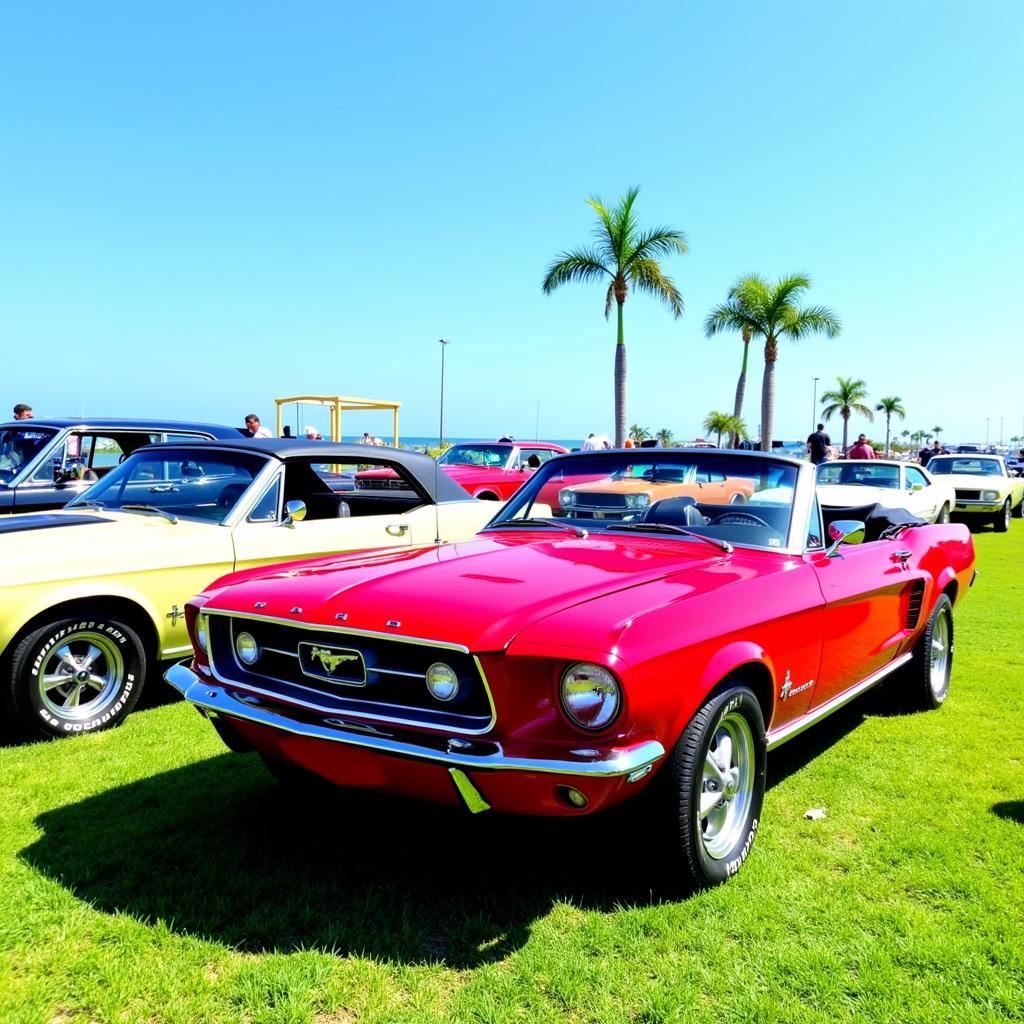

{"left": 5, "top": 617, "right": 146, "bottom": 739}
{"left": 664, "top": 685, "right": 766, "bottom": 888}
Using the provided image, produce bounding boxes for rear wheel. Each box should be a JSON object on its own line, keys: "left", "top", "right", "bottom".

{"left": 895, "top": 593, "right": 953, "bottom": 711}
{"left": 1012, "top": 499, "right": 1024, "bottom": 519}
{"left": 662, "top": 685, "right": 766, "bottom": 888}
{"left": 4, "top": 616, "right": 146, "bottom": 738}
{"left": 994, "top": 500, "right": 1011, "bottom": 532}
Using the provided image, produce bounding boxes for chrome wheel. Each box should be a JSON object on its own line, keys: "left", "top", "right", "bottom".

{"left": 37, "top": 632, "right": 124, "bottom": 721}
{"left": 700, "top": 711, "right": 755, "bottom": 860}
{"left": 929, "top": 608, "right": 951, "bottom": 699}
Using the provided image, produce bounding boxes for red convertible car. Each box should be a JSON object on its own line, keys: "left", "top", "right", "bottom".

{"left": 167, "top": 449, "right": 975, "bottom": 888}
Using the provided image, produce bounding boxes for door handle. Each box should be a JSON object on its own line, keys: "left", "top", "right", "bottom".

{"left": 891, "top": 549, "right": 912, "bottom": 567}
{"left": 385, "top": 524, "right": 409, "bottom": 537}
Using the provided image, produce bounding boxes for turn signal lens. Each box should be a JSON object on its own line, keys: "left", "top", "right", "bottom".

{"left": 425, "top": 662, "right": 459, "bottom": 701}
{"left": 560, "top": 663, "right": 621, "bottom": 731}
{"left": 195, "top": 613, "right": 209, "bottom": 654}
{"left": 235, "top": 631, "right": 260, "bottom": 666}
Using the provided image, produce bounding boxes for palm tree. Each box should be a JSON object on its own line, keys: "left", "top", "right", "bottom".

{"left": 656, "top": 427, "right": 674, "bottom": 447}
{"left": 703, "top": 411, "right": 747, "bottom": 448}
{"left": 820, "top": 376, "right": 873, "bottom": 454}
{"left": 543, "top": 188, "right": 687, "bottom": 447}
{"left": 705, "top": 274, "right": 841, "bottom": 451}
{"left": 932, "top": 426, "right": 943, "bottom": 442}
{"left": 875, "top": 396, "right": 906, "bottom": 458}
{"left": 629, "top": 424, "right": 651, "bottom": 444}
{"left": 911, "top": 430, "right": 926, "bottom": 446}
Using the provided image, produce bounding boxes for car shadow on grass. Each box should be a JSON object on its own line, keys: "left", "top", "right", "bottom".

{"left": 19, "top": 685, "right": 898, "bottom": 966}
{"left": 992, "top": 801, "right": 1024, "bottom": 825}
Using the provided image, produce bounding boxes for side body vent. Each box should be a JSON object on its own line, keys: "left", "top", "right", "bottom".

{"left": 905, "top": 580, "right": 926, "bottom": 630}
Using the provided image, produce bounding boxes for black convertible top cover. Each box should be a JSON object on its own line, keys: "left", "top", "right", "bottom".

{"left": 822, "top": 502, "right": 928, "bottom": 542}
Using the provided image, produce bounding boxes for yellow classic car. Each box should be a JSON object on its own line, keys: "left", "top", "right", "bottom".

{"left": 0, "top": 439, "right": 494, "bottom": 738}
{"left": 925, "top": 454, "right": 1024, "bottom": 532}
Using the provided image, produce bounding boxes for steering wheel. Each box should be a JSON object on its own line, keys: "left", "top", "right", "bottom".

{"left": 710, "top": 510, "right": 772, "bottom": 528}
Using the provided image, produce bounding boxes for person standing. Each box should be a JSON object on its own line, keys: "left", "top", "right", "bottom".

{"left": 848, "top": 434, "right": 877, "bottom": 459}
{"left": 806, "top": 423, "right": 831, "bottom": 465}
{"left": 920, "top": 440, "right": 944, "bottom": 467}
{"left": 244, "top": 413, "right": 272, "bottom": 438}
{"left": 12, "top": 403, "right": 33, "bottom": 420}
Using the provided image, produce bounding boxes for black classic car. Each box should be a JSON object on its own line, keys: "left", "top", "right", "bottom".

{"left": 0, "top": 418, "right": 242, "bottom": 513}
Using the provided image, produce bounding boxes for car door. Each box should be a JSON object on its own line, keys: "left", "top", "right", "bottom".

{"left": 229, "top": 466, "right": 414, "bottom": 572}
{"left": 903, "top": 466, "right": 936, "bottom": 520}
{"left": 809, "top": 536, "right": 915, "bottom": 710}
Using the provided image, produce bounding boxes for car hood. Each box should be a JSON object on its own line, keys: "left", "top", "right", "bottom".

{"left": 940, "top": 474, "right": 1008, "bottom": 490}
{"left": 440, "top": 464, "right": 511, "bottom": 480}
{"left": 202, "top": 531, "right": 727, "bottom": 651}
{"left": 817, "top": 483, "right": 905, "bottom": 506}
{"left": 0, "top": 509, "right": 222, "bottom": 587}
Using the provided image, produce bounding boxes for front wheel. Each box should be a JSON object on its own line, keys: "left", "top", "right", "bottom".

{"left": 935, "top": 504, "right": 950, "bottom": 524}
{"left": 994, "top": 500, "right": 1011, "bottom": 532}
{"left": 662, "top": 685, "right": 766, "bottom": 888}
{"left": 4, "top": 616, "right": 147, "bottom": 738}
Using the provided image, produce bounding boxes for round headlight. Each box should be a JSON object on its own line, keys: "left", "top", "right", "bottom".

{"left": 195, "top": 613, "right": 209, "bottom": 654}
{"left": 559, "top": 488, "right": 576, "bottom": 507}
{"left": 235, "top": 631, "right": 260, "bottom": 666}
{"left": 560, "top": 663, "right": 621, "bottom": 731}
{"left": 425, "top": 662, "right": 459, "bottom": 701}
{"left": 626, "top": 493, "right": 651, "bottom": 510}
{"left": 982, "top": 490, "right": 998, "bottom": 501}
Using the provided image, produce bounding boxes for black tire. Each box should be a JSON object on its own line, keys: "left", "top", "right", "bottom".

{"left": 935, "top": 504, "right": 950, "bottom": 524}
{"left": 994, "top": 500, "right": 1011, "bottom": 533}
{"left": 895, "top": 593, "right": 953, "bottom": 711}
{"left": 1012, "top": 499, "right": 1024, "bottom": 520}
{"left": 663, "top": 685, "right": 766, "bottom": 888}
{"left": 4, "top": 616, "right": 146, "bottom": 739}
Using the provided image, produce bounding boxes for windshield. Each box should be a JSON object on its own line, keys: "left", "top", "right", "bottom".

{"left": 928, "top": 458, "right": 1002, "bottom": 477}
{"left": 0, "top": 426, "right": 57, "bottom": 484}
{"left": 438, "top": 444, "right": 512, "bottom": 468}
{"left": 67, "top": 447, "right": 270, "bottom": 523}
{"left": 489, "top": 451, "right": 801, "bottom": 550}
{"left": 817, "top": 463, "right": 900, "bottom": 488}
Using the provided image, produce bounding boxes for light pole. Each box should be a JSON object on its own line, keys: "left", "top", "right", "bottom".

{"left": 986, "top": 418, "right": 990, "bottom": 445}
{"left": 811, "top": 377, "right": 820, "bottom": 432}
{"left": 438, "top": 339, "right": 451, "bottom": 449}
{"left": 1000, "top": 417, "right": 1004, "bottom": 445}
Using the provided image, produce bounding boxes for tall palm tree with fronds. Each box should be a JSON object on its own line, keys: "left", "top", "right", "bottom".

{"left": 932, "top": 426, "right": 943, "bottom": 442}
{"left": 630, "top": 424, "right": 651, "bottom": 444}
{"left": 820, "top": 376, "right": 873, "bottom": 454}
{"left": 705, "top": 274, "right": 841, "bottom": 451}
{"left": 656, "top": 427, "right": 674, "bottom": 447}
{"left": 543, "top": 187, "right": 687, "bottom": 446}
{"left": 703, "top": 411, "right": 747, "bottom": 448}
{"left": 875, "top": 396, "right": 906, "bottom": 457}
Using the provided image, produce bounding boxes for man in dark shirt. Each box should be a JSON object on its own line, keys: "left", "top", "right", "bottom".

{"left": 920, "top": 440, "right": 944, "bottom": 467}
{"left": 807, "top": 423, "right": 831, "bottom": 465}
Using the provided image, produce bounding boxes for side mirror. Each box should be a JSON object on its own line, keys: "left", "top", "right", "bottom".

{"left": 826, "top": 519, "right": 865, "bottom": 558}
{"left": 282, "top": 499, "right": 307, "bottom": 525}
{"left": 911, "top": 482, "right": 924, "bottom": 492}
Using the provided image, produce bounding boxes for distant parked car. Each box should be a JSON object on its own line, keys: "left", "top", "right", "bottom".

{"left": 0, "top": 418, "right": 241, "bottom": 514}
{"left": 0, "top": 439, "right": 494, "bottom": 738}
{"left": 357, "top": 440, "right": 568, "bottom": 501}
{"left": 925, "top": 454, "right": 1024, "bottom": 531}
{"left": 816, "top": 460, "right": 955, "bottom": 524}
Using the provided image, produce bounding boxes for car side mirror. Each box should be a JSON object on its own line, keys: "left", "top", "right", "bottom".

{"left": 826, "top": 519, "right": 865, "bottom": 558}
{"left": 911, "top": 482, "right": 924, "bottom": 492}
{"left": 282, "top": 499, "right": 306, "bottom": 525}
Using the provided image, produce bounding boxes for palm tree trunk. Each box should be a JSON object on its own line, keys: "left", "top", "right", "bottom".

{"left": 842, "top": 412, "right": 850, "bottom": 454}
{"left": 885, "top": 415, "right": 891, "bottom": 458}
{"left": 760, "top": 352, "right": 774, "bottom": 453}
{"left": 731, "top": 334, "right": 750, "bottom": 448}
{"left": 614, "top": 302, "right": 627, "bottom": 448}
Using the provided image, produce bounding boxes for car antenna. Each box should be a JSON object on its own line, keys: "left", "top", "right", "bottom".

{"left": 434, "top": 338, "right": 452, "bottom": 545}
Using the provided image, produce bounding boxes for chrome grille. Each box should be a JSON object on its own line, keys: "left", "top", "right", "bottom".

{"left": 356, "top": 477, "right": 406, "bottom": 490}
{"left": 207, "top": 613, "right": 493, "bottom": 733}
{"left": 955, "top": 489, "right": 981, "bottom": 501}
{"left": 573, "top": 492, "right": 627, "bottom": 509}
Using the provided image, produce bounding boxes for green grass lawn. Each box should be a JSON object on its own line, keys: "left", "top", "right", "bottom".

{"left": 2, "top": 525, "right": 1022, "bottom": 1024}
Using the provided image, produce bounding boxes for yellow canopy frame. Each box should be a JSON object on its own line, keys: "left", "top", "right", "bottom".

{"left": 274, "top": 395, "right": 401, "bottom": 445}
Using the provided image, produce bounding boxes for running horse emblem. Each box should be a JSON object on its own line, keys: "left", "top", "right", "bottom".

{"left": 310, "top": 646, "right": 360, "bottom": 674}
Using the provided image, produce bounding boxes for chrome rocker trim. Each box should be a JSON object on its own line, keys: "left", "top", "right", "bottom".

{"left": 166, "top": 663, "right": 666, "bottom": 778}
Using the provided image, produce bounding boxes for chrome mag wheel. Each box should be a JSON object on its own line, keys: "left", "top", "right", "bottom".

{"left": 37, "top": 632, "right": 125, "bottom": 721}
{"left": 929, "top": 607, "right": 951, "bottom": 699}
{"left": 700, "top": 711, "right": 755, "bottom": 860}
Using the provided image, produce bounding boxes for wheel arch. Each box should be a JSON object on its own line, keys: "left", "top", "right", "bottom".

{"left": 474, "top": 490, "right": 500, "bottom": 501}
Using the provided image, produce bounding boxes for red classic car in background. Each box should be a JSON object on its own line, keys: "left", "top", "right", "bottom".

{"left": 168, "top": 449, "right": 975, "bottom": 889}
{"left": 357, "top": 441, "right": 568, "bottom": 501}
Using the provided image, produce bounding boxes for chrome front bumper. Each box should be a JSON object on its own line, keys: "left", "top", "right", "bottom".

{"left": 165, "top": 662, "right": 665, "bottom": 779}
{"left": 954, "top": 500, "right": 1002, "bottom": 512}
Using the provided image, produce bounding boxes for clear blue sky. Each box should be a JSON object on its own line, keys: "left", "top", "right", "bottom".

{"left": 2, "top": 1, "right": 1021, "bottom": 444}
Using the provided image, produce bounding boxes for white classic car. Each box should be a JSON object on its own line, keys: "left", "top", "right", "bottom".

{"left": 816, "top": 460, "right": 955, "bottom": 524}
